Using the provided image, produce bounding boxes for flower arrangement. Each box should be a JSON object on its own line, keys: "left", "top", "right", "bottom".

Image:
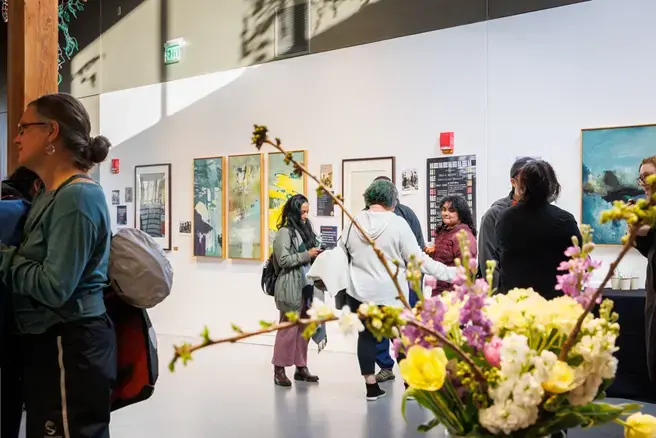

{"left": 170, "top": 125, "right": 656, "bottom": 438}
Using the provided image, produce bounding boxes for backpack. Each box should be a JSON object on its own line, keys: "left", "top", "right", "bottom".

{"left": 105, "top": 287, "right": 159, "bottom": 412}
{"left": 261, "top": 254, "right": 278, "bottom": 297}
{"left": 109, "top": 228, "right": 173, "bottom": 308}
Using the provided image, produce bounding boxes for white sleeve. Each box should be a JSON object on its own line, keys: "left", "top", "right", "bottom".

{"left": 398, "top": 219, "right": 457, "bottom": 282}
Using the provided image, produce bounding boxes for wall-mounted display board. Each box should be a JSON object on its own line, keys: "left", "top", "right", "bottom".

{"left": 227, "top": 153, "right": 265, "bottom": 260}
{"left": 426, "top": 155, "right": 476, "bottom": 241}
{"left": 581, "top": 124, "right": 655, "bottom": 245}
{"left": 342, "top": 157, "right": 395, "bottom": 227}
{"left": 267, "top": 150, "right": 308, "bottom": 255}
{"left": 135, "top": 163, "right": 172, "bottom": 251}
{"left": 193, "top": 156, "right": 226, "bottom": 258}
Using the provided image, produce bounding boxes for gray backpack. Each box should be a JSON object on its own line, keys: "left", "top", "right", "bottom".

{"left": 109, "top": 228, "right": 173, "bottom": 308}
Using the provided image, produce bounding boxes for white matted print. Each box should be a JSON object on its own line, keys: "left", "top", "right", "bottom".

{"left": 342, "top": 157, "right": 395, "bottom": 226}
{"left": 401, "top": 168, "right": 419, "bottom": 193}
{"left": 135, "top": 164, "right": 172, "bottom": 250}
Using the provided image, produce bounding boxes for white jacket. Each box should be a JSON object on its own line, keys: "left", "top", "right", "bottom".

{"left": 342, "top": 210, "right": 456, "bottom": 307}
{"left": 305, "top": 246, "right": 349, "bottom": 298}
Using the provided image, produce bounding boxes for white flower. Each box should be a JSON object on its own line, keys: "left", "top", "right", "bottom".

{"left": 489, "top": 376, "right": 517, "bottom": 402}
{"left": 479, "top": 400, "right": 539, "bottom": 435}
{"left": 500, "top": 334, "right": 531, "bottom": 374}
{"left": 531, "top": 350, "right": 558, "bottom": 382}
{"left": 568, "top": 373, "right": 603, "bottom": 406}
{"left": 599, "top": 356, "right": 618, "bottom": 380}
{"left": 337, "top": 306, "right": 364, "bottom": 335}
{"left": 512, "top": 373, "right": 544, "bottom": 408}
{"left": 306, "top": 299, "right": 335, "bottom": 320}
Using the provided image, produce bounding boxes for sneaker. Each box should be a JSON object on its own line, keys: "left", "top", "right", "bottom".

{"left": 375, "top": 368, "right": 396, "bottom": 382}
{"left": 404, "top": 382, "right": 415, "bottom": 401}
{"left": 366, "top": 383, "right": 386, "bottom": 401}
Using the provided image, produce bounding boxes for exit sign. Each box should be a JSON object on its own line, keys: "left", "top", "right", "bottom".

{"left": 164, "top": 38, "right": 184, "bottom": 65}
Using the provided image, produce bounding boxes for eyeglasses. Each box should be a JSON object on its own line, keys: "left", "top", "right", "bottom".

{"left": 17, "top": 122, "right": 47, "bottom": 136}
{"left": 637, "top": 175, "right": 654, "bottom": 186}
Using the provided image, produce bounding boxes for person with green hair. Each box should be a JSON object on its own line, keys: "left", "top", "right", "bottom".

{"left": 341, "top": 179, "right": 456, "bottom": 401}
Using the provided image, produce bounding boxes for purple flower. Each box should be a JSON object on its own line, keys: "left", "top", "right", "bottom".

{"left": 555, "top": 244, "right": 602, "bottom": 306}
{"left": 458, "top": 290, "right": 492, "bottom": 352}
{"left": 463, "top": 325, "right": 487, "bottom": 352}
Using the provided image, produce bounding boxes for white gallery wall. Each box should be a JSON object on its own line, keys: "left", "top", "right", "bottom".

{"left": 98, "top": 0, "right": 654, "bottom": 354}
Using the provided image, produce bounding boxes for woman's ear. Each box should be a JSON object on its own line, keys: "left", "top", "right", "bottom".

{"left": 47, "top": 120, "right": 60, "bottom": 144}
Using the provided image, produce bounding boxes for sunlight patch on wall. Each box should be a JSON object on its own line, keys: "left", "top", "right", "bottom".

{"left": 100, "top": 66, "right": 248, "bottom": 149}
{"left": 164, "top": 67, "right": 247, "bottom": 117}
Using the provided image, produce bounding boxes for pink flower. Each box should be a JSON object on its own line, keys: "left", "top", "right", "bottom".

{"left": 564, "top": 246, "right": 581, "bottom": 257}
{"left": 483, "top": 337, "right": 503, "bottom": 368}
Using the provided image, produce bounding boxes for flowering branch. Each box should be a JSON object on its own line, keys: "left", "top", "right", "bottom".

{"left": 559, "top": 180, "right": 656, "bottom": 361}
{"left": 251, "top": 125, "right": 411, "bottom": 309}
{"left": 407, "top": 319, "right": 486, "bottom": 384}
{"left": 169, "top": 316, "right": 337, "bottom": 371}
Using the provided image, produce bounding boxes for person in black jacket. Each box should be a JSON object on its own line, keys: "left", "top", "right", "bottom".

{"left": 496, "top": 160, "right": 582, "bottom": 300}
{"left": 1, "top": 167, "right": 42, "bottom": 438}
{"left": 633, "top": 156, "right": 656, "bottom": 385}
{"left": 477, "top": 157, "right": 535, "bottom": 288}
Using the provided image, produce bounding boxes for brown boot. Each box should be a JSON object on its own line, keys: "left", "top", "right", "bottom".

{"left": 274, "top": 366, "right": 291, "bottom": 387}
{"left": 294, "top": 366, "right": 319, "bottom": 382}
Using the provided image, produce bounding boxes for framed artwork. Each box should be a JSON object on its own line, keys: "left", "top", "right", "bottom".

{"left": 267, "top": 150, "right": 308, "bottom": 255}
{"left": 342, "top": 157, "right": 395, "bottom": 226}
{"left": 193, "top": 156, "right": 226, "bottom": 258}
{"left": 227, "top": 153, "right": 265, "bottom": 260}
{"left": 581, "top": 124, "right": 656, "bottom": 245}
{"left": 135, "top": 164, "right": 172, "bottom": 250}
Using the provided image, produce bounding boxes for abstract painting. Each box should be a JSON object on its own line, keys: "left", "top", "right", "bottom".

{"left": 267, "top": 151, "right": 307, "bottom": 254}
{"left": 135, "top": 164, "right": 171, "bottom": 250}
{"left": 228, "top": 154, "right": 264, "bottom": 260}
{"left": 193, "top": 157, "right": 226, "bottom": 257}
{"left": 342, "top": 157, "right": 395, "bottom": 227}
{"left": 581, "top": 124, "right": 656, "bottom": 245}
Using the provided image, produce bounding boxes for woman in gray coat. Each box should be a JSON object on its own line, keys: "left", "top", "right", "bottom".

{"left": 272, "top": 194, "right": 323, "bottom": 386}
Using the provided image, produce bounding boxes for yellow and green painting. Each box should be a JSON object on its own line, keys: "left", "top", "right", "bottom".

{"left": 228, "top": 154, "right": 264, "bottom": 260}
{"left": 268, "top": 151, "right": 307, "bottom": 254}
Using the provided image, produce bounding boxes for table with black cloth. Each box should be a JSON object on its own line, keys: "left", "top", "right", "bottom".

{"left": 603, "top": 288, "right": 656, "bottom": 403}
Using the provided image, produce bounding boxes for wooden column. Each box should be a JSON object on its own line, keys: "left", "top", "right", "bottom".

{"left": 6, "top": 0, "right": 58, "bottom": 175}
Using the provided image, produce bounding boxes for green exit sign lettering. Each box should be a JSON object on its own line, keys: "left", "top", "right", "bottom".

{"left": 164, "top": 38, "right": 184, "bottom": 65}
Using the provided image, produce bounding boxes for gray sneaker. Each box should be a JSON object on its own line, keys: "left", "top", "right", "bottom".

{"left": 375, "top": 369, "right": 396, "bottom": 382}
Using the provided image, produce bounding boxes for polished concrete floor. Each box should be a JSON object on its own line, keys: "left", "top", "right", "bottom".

{"left": 15, "top": 335, "right": 653, "bottom": 437}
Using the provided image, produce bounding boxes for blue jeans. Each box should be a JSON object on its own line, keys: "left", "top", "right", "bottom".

{"left": 375, "top": 289, "right": 419, "bottom": 370}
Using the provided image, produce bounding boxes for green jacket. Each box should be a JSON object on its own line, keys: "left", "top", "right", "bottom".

{"left": 272, "top": 227, "right": 311, "bottom": 313}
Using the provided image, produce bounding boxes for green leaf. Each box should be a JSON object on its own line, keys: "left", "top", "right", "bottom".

{"left": 231, "top": 323, "right": 244, "bottom": 334}
{"left": 567, "top": 355, "right": 584, "bottom": 367}
{"left": 417, "top": 418, "right": 441, "bottom": 432}
{"left": 259, "top": 320, "right": 274, "bottom": 329}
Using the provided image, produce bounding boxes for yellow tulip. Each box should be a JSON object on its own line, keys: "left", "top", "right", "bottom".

{"left": 399, "top": 346, "right": 448, "bottom": 391}
{"left": 542, "top": 360, "right": 575, "bottom": 394}
{"left": 625, "top": 413, "right": 656, "bottom": 438}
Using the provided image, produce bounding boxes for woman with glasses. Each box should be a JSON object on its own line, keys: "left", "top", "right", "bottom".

{"left": 633, "top": 156, "right": 656, "bottom": 386}
{"left": 0, "top": 93, "right": 115, "bottom": 437}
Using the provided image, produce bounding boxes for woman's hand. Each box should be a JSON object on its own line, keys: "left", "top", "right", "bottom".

{"left": 424, "top": 245, "right": 435, "bottom": 255}
{"left": 308, "top": 247, "right": 323, "bottom": 258}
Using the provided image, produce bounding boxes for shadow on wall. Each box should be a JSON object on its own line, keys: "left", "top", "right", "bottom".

{"left": 239, "top": 0, "right": 589, "bottom": 64}
{"left": 60, "top": 0, "right": 150, "bottom": 94}
{"left": 240, "top": 0, "right": 369, "bottom": 64}
{"left": 239, "top": 0, "right": 486, "bottom": 65}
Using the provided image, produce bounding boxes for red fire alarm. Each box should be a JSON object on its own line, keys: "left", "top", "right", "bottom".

{"left": 439, "top": 132, "right": 454, "bottom": 155}
{"left": 111, "top": 158, "right": 120, "bottom": 174}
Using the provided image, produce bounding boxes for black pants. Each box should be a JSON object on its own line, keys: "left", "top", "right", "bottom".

{"left": 1, "top": 329, "right": 23, "bottom": 438}
{"left": 21, "top": 314, "right": 117, "bottom": 438}
{"left": 345, "top": 294, "right": 405, "bottom": 375}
